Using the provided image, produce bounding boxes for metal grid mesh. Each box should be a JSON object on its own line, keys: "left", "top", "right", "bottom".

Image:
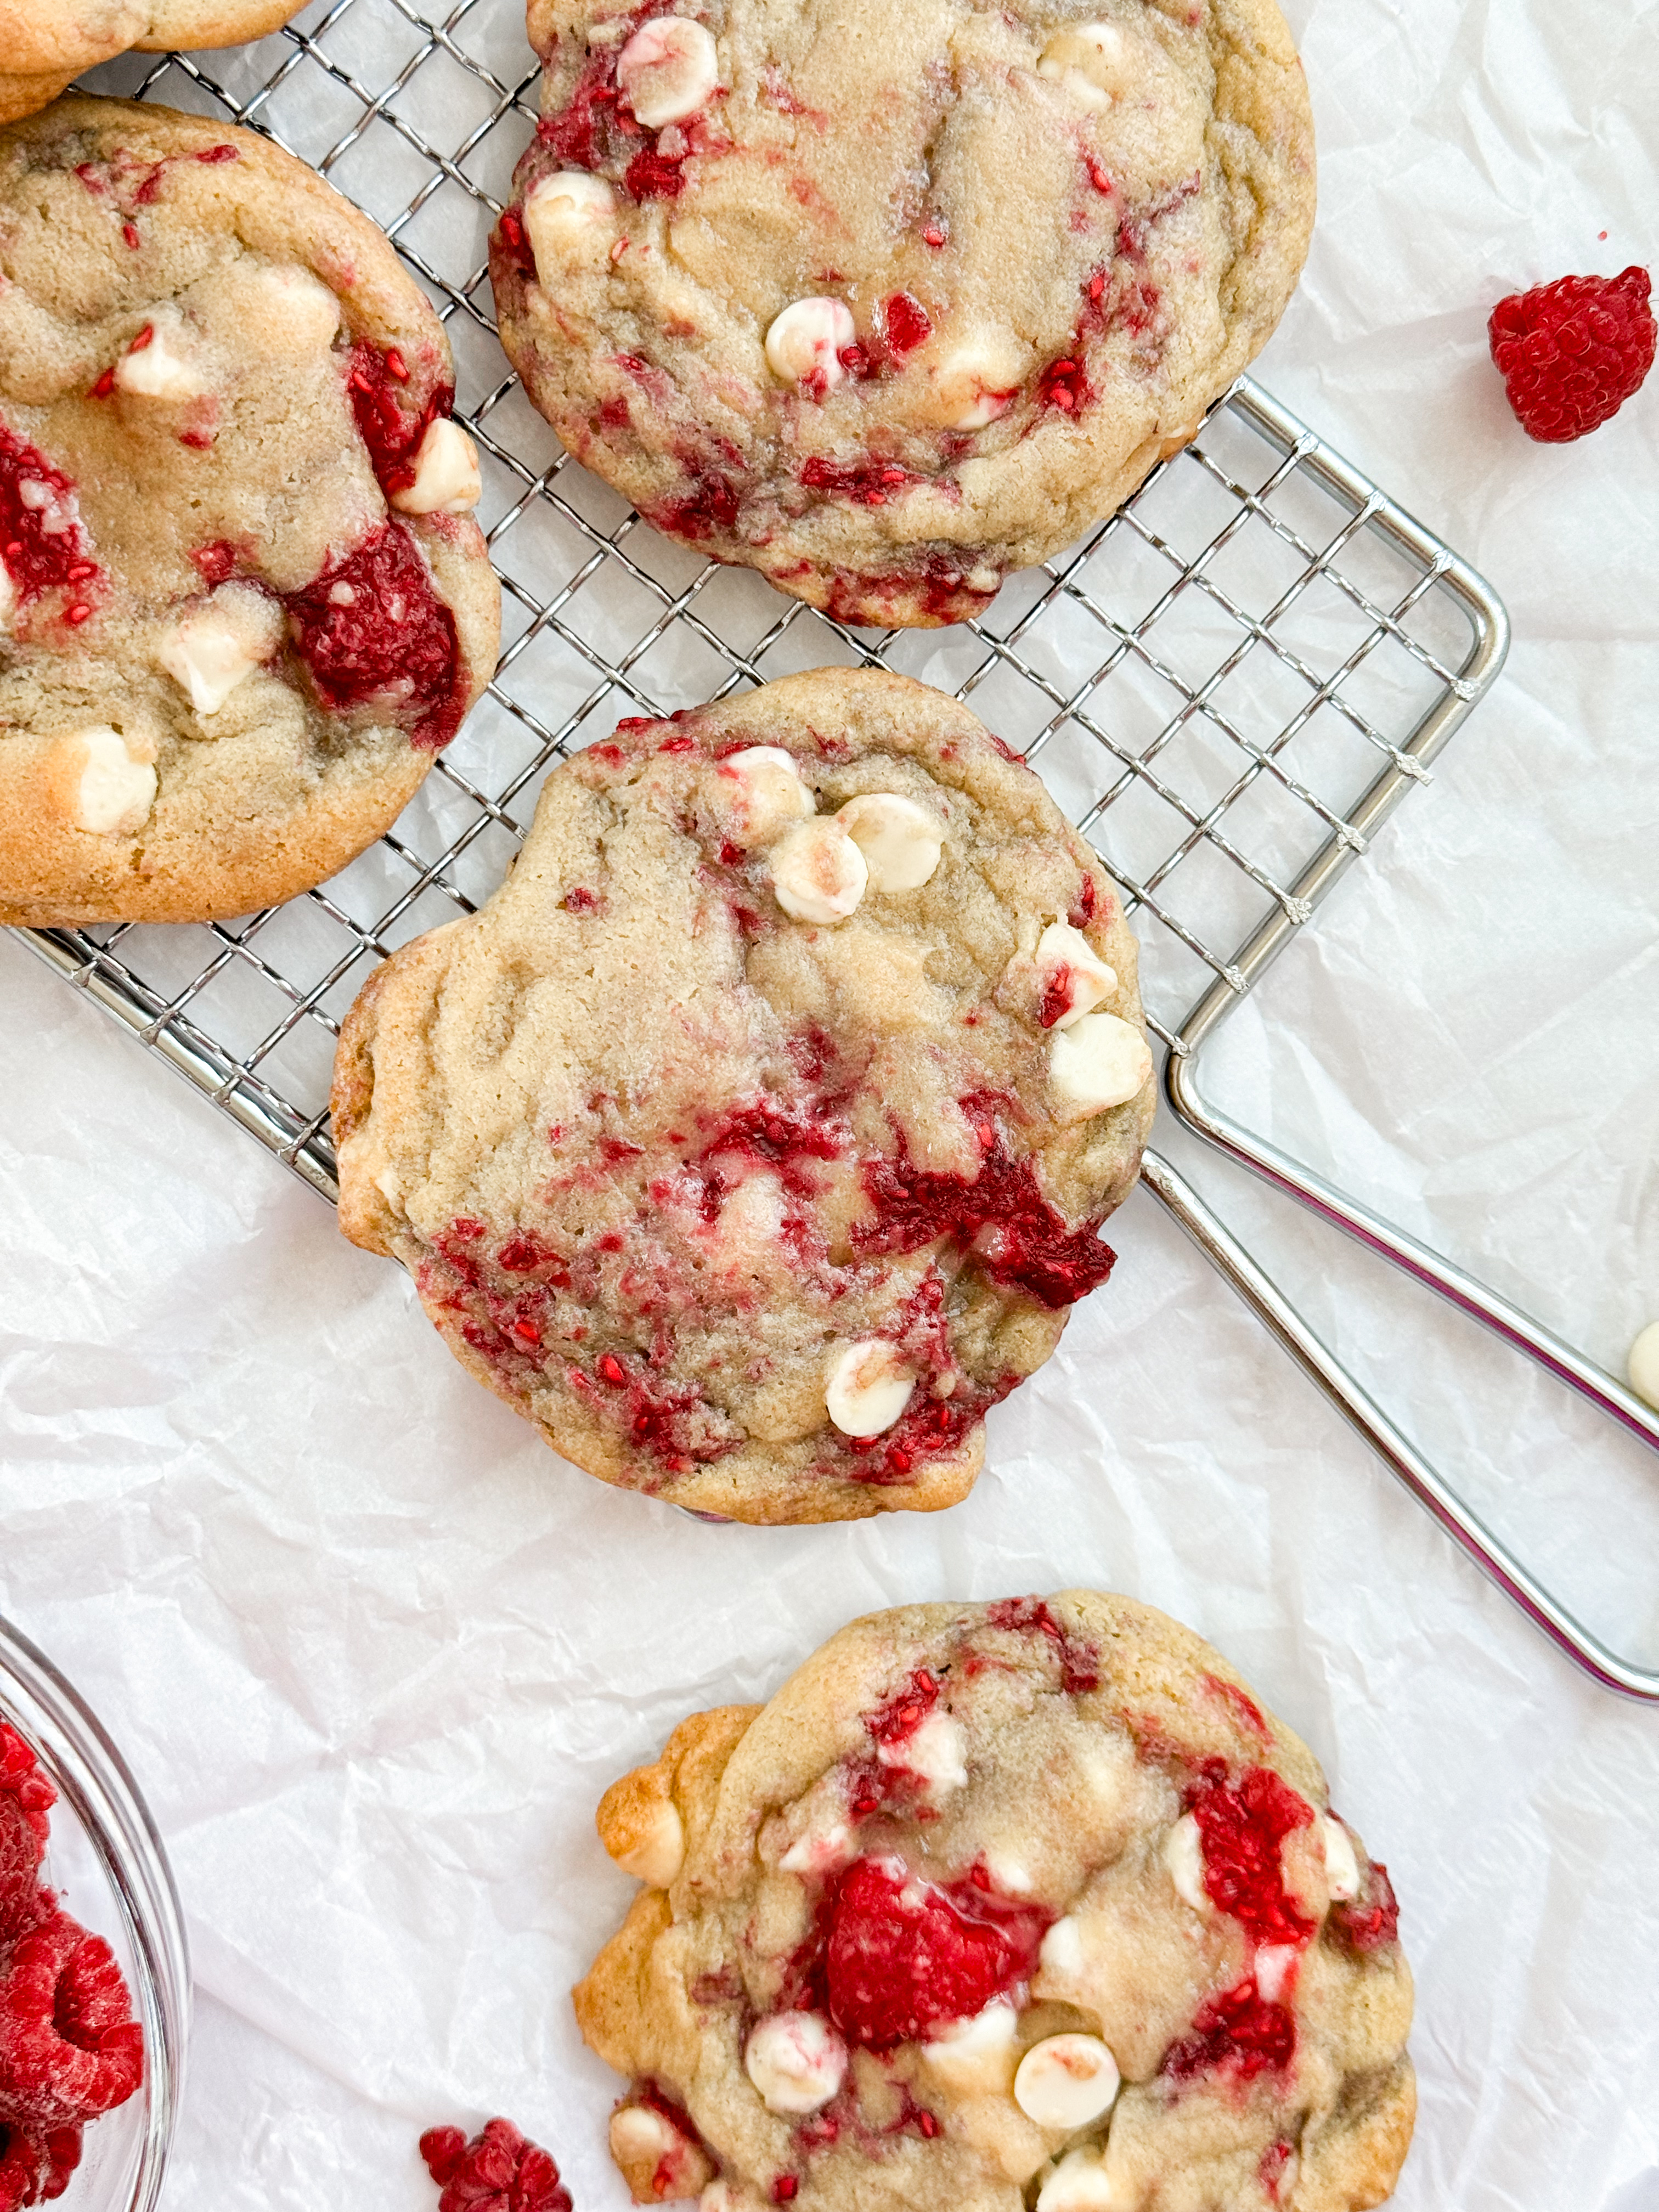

{"left": 26, "top": 0, "right": 1492, "bottom": 1198}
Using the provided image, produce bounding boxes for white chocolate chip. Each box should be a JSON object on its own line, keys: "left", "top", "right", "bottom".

{"left": 770, "top": 817, "right": 867, "bottom": 923}
{"left": 391, "top": 417, "right": 482, "bottom": 515}
{"left": 115, "top": 307, "right": 208, "bottom": 400}
{"left": 524, "top": 171, "right": 618, "bottom": 278}
{"left": 780, "top": 1816, "right": 854, "bottom": 1876}
{"left": 1014, "top": 2034, "right": 1120, "bottom": 2132}
{"left": 72, "top": 728, "right": 157, "bottom": 837}
{"left": 923, "top": 332, "right": 1028, "bottom": 430}
{"left": 611, "top": 1797, "right": 685, "bottom": 1887}
{"left": 717, "top": 744, "right": 814, "bottom": 846}
{"left": 617, "top": 16, "right": 719, "bottom": 128}
{"left": 1048, "top": 1012, "right": 1152, "bottom": 1121}
{"left": 1164, "top": 1813, "right": 1208, "bottom": 1914}
{"left": 744, "top": 2011, "right": 847, "bottom": 2114}
{"left": 984, "top": 1851, "right": 1033, "bottom": 1895}
{"left": 1628, "top": 1321, "right": 1659, "bottom": 1410}
{"left": 1255, "top": 1944, "right": 1299, "bottom": 2006}
{"left": 920, "top": 2000, "right": 1019, "bottom": 2094}
{"left": 250, "top": 265, "right": 341, "bottom": 353}
{"left": 1321, "top": 1814, "right": 1360, "bottom": 1904}
{"left": 824, "top": 1338, "right": 914, "bottom": 1435}
{"left": 836, "top": 792, "right": 943, "bottom": 891}
{"left": 1039, "top": 1914, "right": 1086, "bottom": 1978}
{"left": 156, "top": 585, "right": 278, "bottom": 716}
{"left": 1035, "top": 919, "right": 1118, "bottom": 1029}
{"left": 1036, "top": 21, "right": 1132, "bottom": 109}
{"left": 611, "top": 2107, "right": 676, "bottom": 2165}
{"left": 764, "top": 296, "right": 856, "bottom": 391}
{"left": 877, "top": 1708, "right": 966, "bottom": 1792}
{"left": 1036, "top": 2147, "right": 1119, "bottom": 2211}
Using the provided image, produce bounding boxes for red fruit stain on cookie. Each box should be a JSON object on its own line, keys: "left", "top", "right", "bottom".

{"left": 1201, "top": 1672, "right": 1272, "bottom": 1745}
{"left": 882, "top": 293, "right": 932, "bottom": 354}
{"left": 624, "top": 147, "right": 687, "bottom": 200}
{"left": 1260, "top": 2140, "right": 1297, "bottom": 2202}
{"left": 191, "top": 539, "right": 240, "bottom": 588}
{"left": 799, "top": 456, "right": 922, "bottom": 507}
{"left": 1488, "top": 266, "right": 1655, "bottom": 441}
{"left": 823, "top": 1857, "right": 1050, "bottom": 2049}
{"left": 1186, "top": 1762, "right": 1313, "bottom": 1949}
{"left": 984, "top": 1596, "right": 1101, "bottom": 1693}
{"left": 284, "top": 522, "right": 463, "bottom": 749}
{"left": 855, "top": 1097, "right": 1115, "bottom": 1311}
{"left": 1161, "top": 1974, "right": 1295, "bottom": 2083}
{"left": 1327, "top": 1861, "right": 1400, "bottom": 1955}
{"left": 419, "top": 2117, "right": 572, "bottom": 2212}
{"left": 0, "top": 427, "right": 104, "bottom": 625}
{"left": 692, "top": 1105, "right": 843, "bottom": 1220}
{"left": 493, "top": 207, "right": 535, "bottom": 277}
{"left": 1036, "top": 355, "right": 1089, "bottom": 413}
{"left": 347, "top": 341, "right": 454, "bottom": 497}
{"left": 650, "top": 469, "right": 742, "bottom": 540}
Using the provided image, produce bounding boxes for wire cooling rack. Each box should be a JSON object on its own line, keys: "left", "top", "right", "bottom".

{"left": 25, "top": 0, "right": 1658, "bottom": 1699}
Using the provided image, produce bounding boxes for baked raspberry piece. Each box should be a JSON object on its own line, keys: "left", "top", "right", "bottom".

{"left": 577, "top": 1592, "right": 1415, "bottom": 2212}
{"left": 1488, "top": 266, "right": 1656, "bottom": 441}
{"left": 418, "top": 2118, "right": 572, "bottom": 2212}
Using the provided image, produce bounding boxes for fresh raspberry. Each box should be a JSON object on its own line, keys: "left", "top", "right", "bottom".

{"left": 1488, "top": 267, "right": 1656, "bottom": 442}
{"left": 0, "top": 1914, "right": 144, "bottom": 2129}
{"left": 0, "top": 2120, "right": 80, "bottom": 2209}
{"left": 418, "top": 2118, "right": 572, "bottom": 2212}
{"left": 0, "top": 1732, "right": 55, "bottom": 1951}
{"left": 823, "top": 1858, "right": 1049, "bottom": 2050}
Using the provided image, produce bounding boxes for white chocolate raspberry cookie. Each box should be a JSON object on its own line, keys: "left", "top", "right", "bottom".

{"left": 330, "top": 669, "right": 1154, "bottom": 1525}
{"left": 0, "top": 3, "right": 301, "bottom": 129}
{"left": 490, "top": 0, "right": 1314, "bottom": 627}
{"left": 575, "top": 1593, "right": 1414, "bottom": 2212}
{"left": 0, "top": 97, "right": 500, "bottom": 927}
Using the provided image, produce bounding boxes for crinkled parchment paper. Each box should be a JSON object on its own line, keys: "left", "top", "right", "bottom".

{"left": 2, "top": 0, "right": 1657, "bottom": 2205}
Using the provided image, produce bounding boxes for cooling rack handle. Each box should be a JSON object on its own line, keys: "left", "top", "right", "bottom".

{"left": 1140, "top": 1144, "right": 1659, "bottom": 1703}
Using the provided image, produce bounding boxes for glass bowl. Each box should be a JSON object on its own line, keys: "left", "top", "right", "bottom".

{"left": 0, "top": 1611, "right": 190, "bottom": 2212}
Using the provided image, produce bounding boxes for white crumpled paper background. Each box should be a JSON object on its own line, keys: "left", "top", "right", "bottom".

{"left": 4, "top": 0, "right": 1658, "bottom": 2205}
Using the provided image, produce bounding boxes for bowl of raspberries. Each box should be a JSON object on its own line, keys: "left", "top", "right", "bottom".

{"left": 0, "top": 1615, "right": 188, "bottom": 2212}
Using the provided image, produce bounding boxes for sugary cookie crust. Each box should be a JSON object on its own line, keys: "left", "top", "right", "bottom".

{"left": 575, "top": 1592, "right": 1415, "bottom": 2212}
{"left": 0, "top": 4, "right": 300, "bottom": 128}
{"left": 490, "top": 0, "right": 1315, "bottom": 626}
{"left": 0, "top": 97, "right": 500, "bottom": 926}
{"left": 331, "top": 668, "right": 1156, "bottom": 1525}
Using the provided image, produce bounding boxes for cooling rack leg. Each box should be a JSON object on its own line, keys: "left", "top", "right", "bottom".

{"left": 1139, "top": 1148, "right": 1659, "bottom": 1703}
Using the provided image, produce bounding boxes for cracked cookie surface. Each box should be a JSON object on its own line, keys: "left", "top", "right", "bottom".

{"left": 331, "top": 668, "right": 1155, "bottom": 1525}
{"left": 576, "top": 1592, "right": 1414, "bottom": 2212}
{"left": 0, "top": 96, "right": 500, "bottom": 926}
{"left": 491, "top": 0, "right": 1314, "bottom": 625}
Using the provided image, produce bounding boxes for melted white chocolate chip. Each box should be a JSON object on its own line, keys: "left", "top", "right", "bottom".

{"left": 1034, "top": 919, "right": 1118, "bottom": 1029}
{"left": 71, "top": 727, "right": 157, "bottom": 836}
{"left": 877, "top": 1708, "right": 967, "bottom": 1792}
{"left": 919, "top": 2000, "right": 1019, "bottom": 2094}
{"left": 1322, "top": 1813, "right": 1361, "bottom": 1903}
{"left": 1036, "top": 2146, "right": 1119, "bottom": 2211}
{"left": 156, "top": 584, "right": 277, "bottom": 716}
{"left": 524, "top": 171, "right": 618, "bottom": 278}
{"left": 1036, "top": 21, "right": 1132, "bottom": 109}
{"left": 391, "top": 418, "right": 483, "bottom": 514}
{"left": 115, "top": 307, "right": 208, "bottom": 400}
{"left": 836, "top": 792, "right": 943, "bottom": 890}
{"left": 770, "top": 817, "right": 867, "bottom": 922}
{"left": 617, "top": 16, "right": 719, "bottom": 128}
{"left": 717, "top": 745, "right": 814, "bottom": 845}
{"left": 1014, "top": 2034, "right": 1121, "bottom": 2131}
{"left": 824, "top": 1338, "right": 915, "bottom": 1435}
{"left": 1163, "top": 1812, "right": 1208, "bottom": 1913}
{"left": 1048, "top": 1012, "right": 1152, "bottom": 1121}
{"left": 744, "top": 2011, "right": 847, "bottom": 2114}
{"left": 764, "top": 297, "right": 856, "bottom": 390}
{"left": 611, "top": 1797, "right": 685, "bottom": 1888}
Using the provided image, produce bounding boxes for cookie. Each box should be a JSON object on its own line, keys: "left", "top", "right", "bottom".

{"left": 0, "top": 3, "right": 302, "bottom": 128}
{"left": 575, "top": 1592, "right": 1414, "bottom": 2212}
{"left": 331, "top": 668, "right": 1155, "bottom": 1525}
{"left": 489, "top": 0, "right": 1315, "bottom": 628}
{"left": 0, "top": 97, "right": 500, "bottom": 927}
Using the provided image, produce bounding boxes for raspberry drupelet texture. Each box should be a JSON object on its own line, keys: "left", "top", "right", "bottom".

{"left": 0, "top": 1725, "right": 143, "bottom": 2206}
{"left": 575, "top": 1593, "right": 1415, "bottom": 2212}
{"left": 331, "top": 670, "right": 1156, "bottom": 1526}
{"left": 1488, "top": 267, "right": 1656, "bottom": 442}
{"left": 419, "top": 2118, "right": 573, "bottom": 2212}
